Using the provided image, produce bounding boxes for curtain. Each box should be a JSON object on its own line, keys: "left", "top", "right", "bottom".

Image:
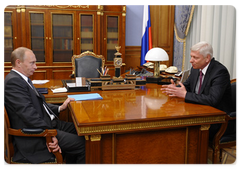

{"left": 173, "top": 5, "right": 195, "bottom": 71}
{"left": 185, "top": 6, "right": 236, "bottom": 79}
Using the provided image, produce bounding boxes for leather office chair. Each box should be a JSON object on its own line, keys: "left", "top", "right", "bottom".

{"left": 4, "top": 108, "right": 63, "bottom": 164}
{"left": 210, "top": 79, "right": 236, "bottom": 163}
{"left": 180, "top": 69, "right": 190, "bottom": 83}
{"left": 70, "top": 51, "right": 105, "bottom": 78}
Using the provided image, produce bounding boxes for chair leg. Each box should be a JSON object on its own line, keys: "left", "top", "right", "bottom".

{"left": 212, "top": 148, "right": 218, "bottom": 164}
{"left": 219, "top": 149, "right": 222, "bottom": 162}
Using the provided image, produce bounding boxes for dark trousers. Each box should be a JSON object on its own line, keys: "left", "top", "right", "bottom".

{"left": 52, "top": 119, "right": 85, "bottom": 164}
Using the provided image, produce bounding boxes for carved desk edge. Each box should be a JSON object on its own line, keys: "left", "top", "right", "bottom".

{"left": 70, "top": 112, "right": 226, "bottom": 136}
{"left": 45, "top": 97, "right": 67, "bottom": 104}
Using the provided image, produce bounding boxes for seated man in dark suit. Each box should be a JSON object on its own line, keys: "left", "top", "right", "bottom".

{"left": 161, "top": 41, "right": 232, "bottom": 140}
{"left": 4, "top": 47, "right": 85, "bottom": 163}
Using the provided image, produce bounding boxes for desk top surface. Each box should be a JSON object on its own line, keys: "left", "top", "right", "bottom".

{"left": 36, "top": 80, "right": 225, "bottom": 128}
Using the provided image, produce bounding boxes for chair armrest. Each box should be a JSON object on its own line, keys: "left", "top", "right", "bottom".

{"left": 228, "top": 112, "right": 236, "bottom": 118}
{"left": 22, "top": 128, "right": 45, "bottom": 134}
{"left": 7, "top": 128, "right": 57, "bottom": 137}
{"left": 7, "top": 127, "right": 62, "bottom": 163}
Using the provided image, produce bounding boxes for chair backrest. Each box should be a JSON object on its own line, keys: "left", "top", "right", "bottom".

{"left": 180, "top": 69, "right": 190, "bottom": 83}
{"left": 231, "top": 81, "right": 236, "bottom": 112}
{"left": 4, "top": 108, "right": 13, "bottom": 163}
{"left": 71, "top": 51, "right": 105, "bottom": 78}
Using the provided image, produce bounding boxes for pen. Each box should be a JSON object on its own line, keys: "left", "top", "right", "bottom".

{"left": 104, "top": 66, "right": 107, "bottom": 75}
{"left": 97, "top": 69, "right": 102, "bottom": 76}
{"left": 105, "top": 68, "right": 109, "bottom": 76}
{"left": 102, "top": 67, "right": 104, "bottom": 75}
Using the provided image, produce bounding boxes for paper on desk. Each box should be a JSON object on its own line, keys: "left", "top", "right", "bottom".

{"left": 68, "top": 93, "right": 103, "bottom": 101}
{"left": 66, "top": 83, "right": 76, "bottom": 87}
{"left": 32, "top": 80, "right": 50, "bottom": 84}
{"left": 51, "top": 87, "right": 68, "bottom": 93}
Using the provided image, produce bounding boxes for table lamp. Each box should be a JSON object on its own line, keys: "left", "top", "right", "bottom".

{"left": 145, "top": 47, "right": 169, "bottom": 83}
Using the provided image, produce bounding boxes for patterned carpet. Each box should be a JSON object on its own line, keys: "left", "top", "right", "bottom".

{"left": 208, "top": 146, "right": 236, "bottom": 164}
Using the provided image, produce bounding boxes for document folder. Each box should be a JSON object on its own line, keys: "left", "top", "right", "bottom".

{"left": 68, "top": 93, "right": 103, "bottom": 101}
{"left": 36, "top": 88, "right": 48, "bottom": 94}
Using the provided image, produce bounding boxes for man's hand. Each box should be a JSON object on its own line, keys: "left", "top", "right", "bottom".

{"left": 59, "top": 97, "right": 75, "bottom": 112}
{"left": 161, "top": 79, "right": 187, "bottom": 99}
{"left": 47, "top": 136, "right": 62, "bottom": 153}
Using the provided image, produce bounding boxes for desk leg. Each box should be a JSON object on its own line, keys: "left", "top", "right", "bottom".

{"left": 85, "top": 135, "right": 101, "bottom": 164}
{"left": 198, "top": 125, "right": 210, "bottom": 163}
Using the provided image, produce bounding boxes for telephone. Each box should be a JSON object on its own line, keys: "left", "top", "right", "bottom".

{"left": 175, "top": 71, "right": 183, "bottom": 77}
{"left": 160, "top": 64, "right": 167, "bottom": 71}
{"left": 143, "top": 62, "right": 154, "bottom": 67}
{"left": 165, "top": 66, "right": 178, "bottom": 73}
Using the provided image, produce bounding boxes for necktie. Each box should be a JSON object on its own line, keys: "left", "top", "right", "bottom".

{"left": 28, "top": 78, "right": 40, "bottom": 96}
{"left": 198, "top": 71, "right": 203, "bottom": 94}
{"left": 28, "top": 78, "right": 58, "bottom": 119}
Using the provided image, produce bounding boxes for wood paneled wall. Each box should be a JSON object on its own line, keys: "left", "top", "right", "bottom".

{"left": 150, "top": 5, "right": 174, "bottom": 66}
{"left": 125, "top": 46, "right": 141, "bottom": 71}
{"left": 125, "top": 5, "right": 174, "bottom": 70}
{"left": 5, "top": 5, "right": 175, "bottom": 78}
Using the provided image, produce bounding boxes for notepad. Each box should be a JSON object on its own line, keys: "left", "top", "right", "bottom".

{"left": 68, "top": 93, "right": 103, "bottom": 101}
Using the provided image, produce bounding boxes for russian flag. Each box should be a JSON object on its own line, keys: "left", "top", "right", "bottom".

{"left": 140, "top": 5, "right": 152, "bottom": 66}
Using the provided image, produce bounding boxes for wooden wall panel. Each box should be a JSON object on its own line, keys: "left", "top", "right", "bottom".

{"left": 4, "top": 68, "right": 47, "bottom": 80}
{"left": 4, "top": 70, "right": 11, "bottom": 78}
{"left": 52, "top": 70, "right": 72, "bottom": 79}
{"left": 125, "top": 46, "right": 141, "bottom": 70}
{"left": 150, "top": 5, "right": 174, "bottom": 66}
{"left": 30, "top": 70, "right": 47, "bottom": 80}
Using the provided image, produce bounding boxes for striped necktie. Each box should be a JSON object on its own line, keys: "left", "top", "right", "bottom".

{"left": 28, "top": 78, "right": 58, "bottom": 119}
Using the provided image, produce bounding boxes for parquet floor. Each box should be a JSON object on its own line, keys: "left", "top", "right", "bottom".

{"left": 208, "top": 146, "right": 236, "bottom": 164}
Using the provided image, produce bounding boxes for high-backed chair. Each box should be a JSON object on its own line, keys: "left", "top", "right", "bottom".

{"left": 210, "top": 79, "right": 236, "bottom": 163}
{"left": 4, "top": 108, "right": 63, "bottom": 164}
{"left": 70, "top": 51, "right": 105, "bottom": 78}
{"left": 180, "top": 69, "right": 190, "bottom": 83}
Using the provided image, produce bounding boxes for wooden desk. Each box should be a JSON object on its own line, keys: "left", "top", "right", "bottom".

{"left": 36, "top": 80, "right": 226, "bottom": 164}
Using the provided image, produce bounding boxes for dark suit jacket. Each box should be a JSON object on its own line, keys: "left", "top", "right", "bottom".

{"left": 183, "top": 58, "right": 232, "bottom": 114}
{"left": 4, "top": 70, "right": 59, "bottom": 163}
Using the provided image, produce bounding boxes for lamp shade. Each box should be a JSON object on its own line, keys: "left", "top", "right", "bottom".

{"left": 145, "top": 47, "right": 169, "bottom": 61}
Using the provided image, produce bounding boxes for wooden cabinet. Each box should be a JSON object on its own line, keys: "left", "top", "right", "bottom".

{"left": 4, "top": 5, "right": 126, "bottom": 79}
{"left": 102, "top": 6, "right": 126, "bottom": 76}
{"left": 79, "top": 14, "right": 94, "bottom": 53}
{"left": 26, "top": 11, "right": 47, "bottom": 63}
{"left": 4, "top": 8, "right": 18, "bottom": 62}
